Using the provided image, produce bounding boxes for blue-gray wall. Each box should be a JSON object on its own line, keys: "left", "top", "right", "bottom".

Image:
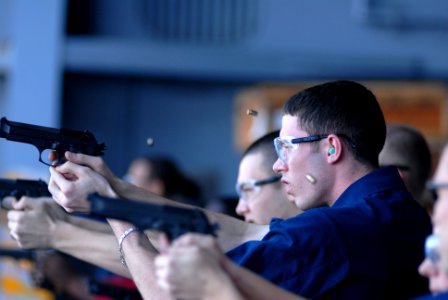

{"left": 1, "top": 0, "right": 448, "bottom": 200}
{"left": 62, "top": 75, "right": 242, "bottom": 200}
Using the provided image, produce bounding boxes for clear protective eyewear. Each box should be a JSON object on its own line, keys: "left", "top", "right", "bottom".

{"left": 426, "top": 181, "right": 448, "bottom": 202}
{"left": 274, "top": 134, "right": 329, "bottom": 163}
{"left": 425, "top": 234, "right": 441, "bottom": 266}
{"left": 235, "top": 175, "right": 281, "bottom": 202}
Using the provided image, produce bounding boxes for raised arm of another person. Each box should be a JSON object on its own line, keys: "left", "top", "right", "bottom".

{"left": 49, "top": 153, "right": 269, "bottom": 251}
{"left": 106, "top": 218, "right": 174, "bottom": 300}
{"left": 155, "top": 233, "right": 307, "bottom": 300}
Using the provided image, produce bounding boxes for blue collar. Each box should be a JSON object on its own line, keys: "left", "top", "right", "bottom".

{"left": 332, "top": 166, "right": 406, "bottom": 208}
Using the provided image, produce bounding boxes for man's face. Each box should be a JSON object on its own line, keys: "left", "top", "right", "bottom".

{"left": 126, "top": 159, "right": 151, "bottom": 188}
{"left": 419, "top": 146, "right": 448, "bottom": 294}
{"left": 235, "top": 152, "right": 301, "bottom": 224}
{"left": 273, "top": 115, "right": 328, "bottom": 210}
{"left": 432, "top": 147, "right": 448, "bottom": 229}
{"left": 418, "top": 235, "right": 448, "bottom": 295}
{"left": 126, "top": 159, "right": 164, "bottom": 195}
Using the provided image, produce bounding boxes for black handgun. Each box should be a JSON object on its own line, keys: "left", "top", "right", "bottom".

{"left": 0, "top": 117, "right": 106, "bottom": 166}
{"left": 0, "top": 178, "right": 51, "bottom": 208}
{"left": 88, "top": 193, "right": 219, "bottom": 241}
{"left": 0, "top": 178, "right": 51, "bottom": 199}
{"left": 0, "top": 248, "right": 35, "bottom": 261}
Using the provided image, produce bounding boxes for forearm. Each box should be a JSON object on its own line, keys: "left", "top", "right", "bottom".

{"left": 67, "top": 214, "right": 112, "bottom": 233}
{"left": 213, "top": 286, "right": 246, "bottom": 300}
{"left": 224, "top": 258, "right": 307, "bottom": 300}
{"left": 110, "top": 179, "right": 268, "bottom": 252}
{"left": 208, "top": 211, "right": 268, "bottom": 252}
{"left": 202, "top": 267, "right": 246, "bottom": 300}
{"left": 108, "top": 219, "right": 172, "bottom": 300}
{"left": 109, "top": 177, "right": 167, "bottom": 204}
{"left": 52, "top": 220, "right": 130, "bottom": 277}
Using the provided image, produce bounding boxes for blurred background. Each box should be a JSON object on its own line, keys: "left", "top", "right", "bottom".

{"left": 0, "top": 1, "right": 447, "bottom": 298}
{"left": 0, "top": 0, "right": 447, "bottom": 201}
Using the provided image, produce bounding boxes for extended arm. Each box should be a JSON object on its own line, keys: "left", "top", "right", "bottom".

{"left": 49, "top": 152, "right": 269, "bottom": 251}
{"left": 7, "top": 196, "right": 130, "bottom": 276}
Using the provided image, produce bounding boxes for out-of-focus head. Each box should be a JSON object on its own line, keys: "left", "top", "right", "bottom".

{"left": 126, "top": 157, "right": 160, "bottom": 194}
{"left": 125, "top": 155, "right": 204, "bottom": 206}
{"left": 235, "top": 130, "right": 302, "bottom": 224}
{"left": 432, "top": 145, "right": 448, "bottom": 227}
{"left": 379, "top": 123, "right": 432, "bottom": 212}
{"left": 273, "top": 80, "right": 386, "bottom": 210}
{"left": 419, "top": 145, "right": 448, "bottom": 294}
{"left": 418, "top": 233, "right": 448, "bottom": 295}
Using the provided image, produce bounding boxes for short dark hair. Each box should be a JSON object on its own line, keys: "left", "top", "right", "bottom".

{"left": 283, "top": 80, "right": 386, "bottom": 167}
{"left": 243, "top": 130, "right": 280, "bottom": 175}
{"left": 381, "top": 124, "right": 432, "bottom": 201}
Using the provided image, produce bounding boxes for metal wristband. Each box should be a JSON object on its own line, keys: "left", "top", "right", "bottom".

{"left": 118, "top": 227, "right": 140, "bottom": 267}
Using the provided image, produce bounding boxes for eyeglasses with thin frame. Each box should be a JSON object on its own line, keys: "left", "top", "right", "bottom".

{"left": 424, "top": 234, "right": 441, "bottom": 266}
{"left": 235, "top": 175, "right": 281, "bottom": 202}
{"left": 274, "top": 133, "right": 356, "bottom": 163}
{"left": 426, "top": 181, "right": 448, "bottom": 202}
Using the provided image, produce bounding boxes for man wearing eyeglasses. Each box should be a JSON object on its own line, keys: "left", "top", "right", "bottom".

{"left": 418, "top": 144, "right": 448, "bottom": 298}
{"left": 46, "top": 80, "right": 431, "bottom": 300}
{"left": 235, "top": 130, "right": 302, "bottom": 224}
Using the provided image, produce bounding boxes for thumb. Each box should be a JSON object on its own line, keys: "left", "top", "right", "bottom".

{"left": 12, "top": 197, "right": 34, "bottom": 211}
{"left": 1, "top": 196, "right": 16, "bottom": 210}
{"left": 158, "top": 233, "right": 171, "bottom": 254}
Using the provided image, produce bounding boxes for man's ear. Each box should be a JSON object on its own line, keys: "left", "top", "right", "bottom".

{"left": 326, "top": 135, "right": 343, "bottom": 163}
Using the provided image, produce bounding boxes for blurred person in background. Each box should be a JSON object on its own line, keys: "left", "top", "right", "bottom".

{"left": 417, "top": 144, "right": 448, "bottom": 299}
{"left": 125, "top": 155, "right": 204, "bottom": 207}
{"left": 379, "top": 123, "right": 433, "bottom": 214}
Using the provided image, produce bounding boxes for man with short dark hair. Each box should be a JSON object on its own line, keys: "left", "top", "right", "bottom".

{"left": 235, "top": 130, "right": 302, "bottom": 224}
{"left": 227, "top": 80, "right": 431, "bottom": 299}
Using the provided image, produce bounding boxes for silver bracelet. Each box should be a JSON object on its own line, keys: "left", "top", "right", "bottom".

{"left": 118, "top": 227, "right": 140, "bottom": 267}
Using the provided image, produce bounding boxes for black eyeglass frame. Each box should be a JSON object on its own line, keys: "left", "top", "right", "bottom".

{"left": 253, "top": 175, "right": 282, "bottom": 187}
{"left": 235, "top": 175, "right": 282, "bottom": 201}
{"left": 290, "top": 133, "right": 357, "bottom": 149}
